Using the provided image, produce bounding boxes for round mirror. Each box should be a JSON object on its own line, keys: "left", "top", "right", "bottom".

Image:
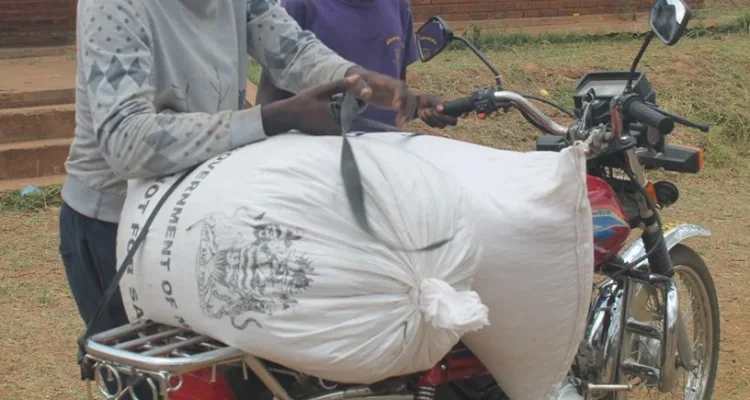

{"left": 649, "top": 0, "right": 692, "bottom": 46}
{"left": 416, "top": 18, "right": 450, "bottom": 62}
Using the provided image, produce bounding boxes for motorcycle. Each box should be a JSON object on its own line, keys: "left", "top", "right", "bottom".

{"left": 81, "top": 0, "right": 719, "bottom": 399}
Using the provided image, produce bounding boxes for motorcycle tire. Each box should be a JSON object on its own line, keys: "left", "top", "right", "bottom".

{"left": 604, "top": 244, "right": 720, "bottom": 400}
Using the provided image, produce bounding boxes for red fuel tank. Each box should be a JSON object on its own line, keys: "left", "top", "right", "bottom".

{"left": 587, "top": 175, "right": 631, "bottom": 266}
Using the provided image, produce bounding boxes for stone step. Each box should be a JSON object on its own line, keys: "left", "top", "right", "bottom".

{"left": 0, "top": 138, "right": 71, "bottom": 180}
{"left": 0, "top": 55, "right": 76, "bottom": 109}
{"left": 0, "top": 104, "right": 75, "bottom": 144}
{"left": 0, "top": 174, "right": 66, "bottom": 193}
{"left": 0, "top": 88, "right": 75, "bottom": 109}
{"left": 0, "top": 45, "right": 76, "bottom": 61}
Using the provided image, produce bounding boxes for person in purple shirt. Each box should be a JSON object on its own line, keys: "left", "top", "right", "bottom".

{"left": 256, "top": 0, "right": 433, "bottom": 131}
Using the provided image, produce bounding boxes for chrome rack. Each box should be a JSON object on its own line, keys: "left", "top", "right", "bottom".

{"left": 84, "top": 320, "right": 394, "bottom": 400}
{"left": 83, "top": 319, "right": 252, "bottom": 400}
{"left": 85, "top": 320, "right": 417, "bottom": 400}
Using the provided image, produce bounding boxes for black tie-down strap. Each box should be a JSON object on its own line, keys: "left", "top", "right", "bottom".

{"left": 330, "top": 93, "right": 453, "bottom": 252}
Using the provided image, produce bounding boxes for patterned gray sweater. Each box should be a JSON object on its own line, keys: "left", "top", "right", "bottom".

{"left": 64, "top": 0, "right": 356, "bottom": 222}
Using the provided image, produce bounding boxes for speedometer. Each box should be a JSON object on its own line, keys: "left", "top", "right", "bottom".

{"left": 572, "top": 71, "right": 656, "bottom": 117}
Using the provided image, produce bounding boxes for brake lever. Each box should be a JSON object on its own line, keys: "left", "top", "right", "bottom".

{"left": 647, "top": 103, "right": 710, "bottom": 133}
{"left": 662, "top": 110, "right": 709, "bottom": 133}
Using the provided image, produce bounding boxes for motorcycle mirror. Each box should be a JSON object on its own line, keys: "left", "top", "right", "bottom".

{"left": 649, "top": 0, "right": 692, "bottom": 46}
{"left": 416, "top": 15, "right": 505, "bottom": 88}
{"left": 623, "top": 0, "right": 692, "bottom": 92}
{"left": 416, "top": 16, "right": 454, "bottom": 62}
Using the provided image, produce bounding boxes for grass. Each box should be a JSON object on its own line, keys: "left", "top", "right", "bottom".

{"left": 244, "top": 9, "right": 750, "bottom": 85}
{"left": 248, "top": 58, "right": 263, "bottom": 86}
{"left": 0, "top": 184, "right": 62, "bottom": 212}
{"left": 0, "top": 210, "right": 90, "bottom": 400}
{"left": 245, "top": 14, "right": 750, "bottom": 83}
{"left": 452, "top": 8, "right": 750, "bottom": 50}
{"left": 734, "top": 7, "right": 750, "bottom": 33}
{"left": 404, "top": 33, "right": 750, "bottom": 171}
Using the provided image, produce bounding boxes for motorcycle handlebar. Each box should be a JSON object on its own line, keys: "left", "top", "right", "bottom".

{"left": 622, "top": 98, "right": 675, "bottom": 135}
{"left": 440, "top": 90, "right": 692, "bottom": 140}
{"left": 493, "top": 91, "right": 569, "bottom": 136}
{"left": 441, "top": 91, "right": 570, "bottom": 136}
{"left": 442, "top": 96, "right": 476, "bottom": 117}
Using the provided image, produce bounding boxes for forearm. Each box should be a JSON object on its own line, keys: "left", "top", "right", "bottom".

{"left": 97, "top": 101, "right": 266, "bottom": 180}
{"left": 260, "top": 98, "right": 297, "bottom": 136}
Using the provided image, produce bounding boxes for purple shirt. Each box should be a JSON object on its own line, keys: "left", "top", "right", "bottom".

{"left": 258, "top": 0, "right": 419, "bottom": 131}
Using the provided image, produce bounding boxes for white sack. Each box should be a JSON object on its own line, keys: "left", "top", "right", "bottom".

{"left": 117, "top": 134, "right": 488, "bottom": 384}
{"left": 363, "top": 133, "right": 594, "bottom": 400}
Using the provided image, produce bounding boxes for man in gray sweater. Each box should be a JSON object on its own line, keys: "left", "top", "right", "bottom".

{"left": 61, "top": 0, "right": 455, "bottom": 398}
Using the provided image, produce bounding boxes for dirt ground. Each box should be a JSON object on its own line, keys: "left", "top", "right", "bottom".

{"left": 2, "top": 34, "right": 750, "bottom": 399}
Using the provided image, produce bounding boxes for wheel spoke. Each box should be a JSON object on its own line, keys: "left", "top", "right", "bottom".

{"left": 614, "top": 261, "right": 716, "bottom": 400}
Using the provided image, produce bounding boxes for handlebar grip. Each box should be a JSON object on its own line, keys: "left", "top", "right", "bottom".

{"left": 624, "top": 99, "right": 675, "bottom": 134}
{"left": 442, "top": 96, "right": 475, "bottom": 117}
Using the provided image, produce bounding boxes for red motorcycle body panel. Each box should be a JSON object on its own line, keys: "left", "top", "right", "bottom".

{"left": 587, "top": 175, "right": 631, "bottom": 266}
{"left": 419, "top": 348, "right": 491, "bottom": 385}
{"left": 170, "top": 368, "right": 236, "bottom": 400}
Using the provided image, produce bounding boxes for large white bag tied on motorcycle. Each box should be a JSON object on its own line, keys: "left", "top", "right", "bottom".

{"left": 117, "top": 133, "right": 488, "bottom": 384}
{"left": 364, "top": 133, "right": 594, "bottom": 400}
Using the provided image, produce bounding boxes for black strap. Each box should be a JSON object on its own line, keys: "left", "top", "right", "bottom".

{"left": 332, "top": 93, "right": 453, "bottom": 252}
{"left": 77, "top": 167, "right": 197, "bottom": 381}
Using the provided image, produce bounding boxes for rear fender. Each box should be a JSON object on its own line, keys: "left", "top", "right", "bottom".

{"left": 621, "top": 224, "right": 711, "bottom": 269}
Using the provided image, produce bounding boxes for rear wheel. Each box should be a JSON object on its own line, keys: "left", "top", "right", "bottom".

{"left": 612, "top": 244, "right": 720, "bottom": 400}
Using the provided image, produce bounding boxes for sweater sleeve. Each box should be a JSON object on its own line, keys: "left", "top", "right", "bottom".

{"left": 245, "top": 0, "right": 357, "bottom": 94}
{"left": 79, "top": 1, "right": 266, "bottom": 180}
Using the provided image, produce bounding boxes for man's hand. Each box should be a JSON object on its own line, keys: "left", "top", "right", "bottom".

{"left": 414, "top": 94, "right": 461, "bottom": 129}
{"left": 345, "top": 66, "right": 419, "bottom": 127}
{"left": 261, "top": 75, "right": 362, "bottom": 136}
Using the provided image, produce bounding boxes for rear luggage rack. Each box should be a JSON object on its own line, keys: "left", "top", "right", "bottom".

{"left": 85, "top": 320, "right": 423, "bottom": 400}
{"left": 85, "top": 320, "right": 391, "bottom": 400}
{"left": 83, "top": 319, "right": 257, "bottom": 399}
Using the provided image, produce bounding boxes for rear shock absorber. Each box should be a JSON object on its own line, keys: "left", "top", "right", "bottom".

{"left": 414, "top": 385, "right": 437, "bottom": 400}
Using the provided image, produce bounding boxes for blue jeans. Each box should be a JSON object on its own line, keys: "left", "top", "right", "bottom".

{"left": 59, "top": 202, "right": 158, "bottom": 399}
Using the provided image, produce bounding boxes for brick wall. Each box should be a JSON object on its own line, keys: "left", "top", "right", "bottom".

{"left": 410, "top": 0, "right": 705, "bottom": 22}
{"left": 0, "top": 0, "right": 76, "bottom": 47}
{"left": 0, "top": 0, "right": 705, "bottom": 47}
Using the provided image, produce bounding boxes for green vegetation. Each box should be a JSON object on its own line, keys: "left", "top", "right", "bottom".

{"left": 248, "top": 58, "right": 263, "bottom": 85}
{"left": 405, "top": 33, "right": 750, "bottom": 172}
{"left": 452, "top": 9, "right": 750, "bottom": 51}
{"left": 0, "top": 184, "right": 62, "bottom": 212}
{"left": 245, "top": 8, "right": 749, "bottom": 84}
